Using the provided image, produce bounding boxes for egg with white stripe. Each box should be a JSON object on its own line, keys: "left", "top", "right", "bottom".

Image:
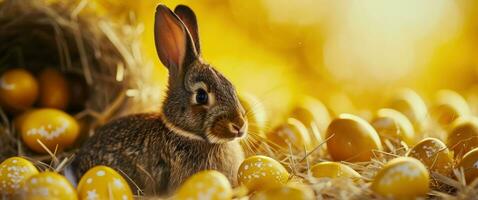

{"left": 20, "top": 108, "right": 79, "bottom": 153}
{"left": 77, "top": 165, "right": 133, "bottom": 200}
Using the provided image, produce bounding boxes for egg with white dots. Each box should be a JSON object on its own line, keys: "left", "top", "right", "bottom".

{"left": 20, "top": 108, "right": 80, "bottom": 153}
{"left": 371, "top": 157, "right": 429, "bottom": 199}
{"left": 23, "top": 171, "right": 77, "bottom": 200}
{"left": 0, "top": 157, "right": 39, "bottom": 195}
{"left": 238, "top": 155, "right": 289, "bottom": 192}
{"left": 175, "top": 170, "right": 232, "bottom": 200}
{"left": 447, "top": 117, "right": 478, "bottom": 158}
{"left": 407, "top": 137, "right": 453, "bottom": 176}
{"left": 77, "top": 165, "right": 133, "bottom": 200}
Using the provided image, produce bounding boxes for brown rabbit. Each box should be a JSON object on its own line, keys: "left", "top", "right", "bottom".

{"left": 73, "top": 4, "right": 247, "bottom": 195}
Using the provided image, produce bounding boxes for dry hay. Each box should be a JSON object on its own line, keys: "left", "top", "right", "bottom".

{"left": 0, "top": 0, "right": 148, "bottom": 173}
{"left": 239, "top": 113, "right": 478, "bottom": 200}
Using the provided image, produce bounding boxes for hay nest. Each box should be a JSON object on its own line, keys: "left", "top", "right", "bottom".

{"left": 0, "top": 0, "right": 146, "bottom": 163}
{"left": 241, "top": 116, "right": 478, "bottom": 200}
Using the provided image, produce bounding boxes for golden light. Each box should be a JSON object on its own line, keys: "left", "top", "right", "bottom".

{"left": 323, "top": 0, "right": 463, "bottom": 88}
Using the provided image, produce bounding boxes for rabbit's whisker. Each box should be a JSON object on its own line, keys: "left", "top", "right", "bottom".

{"left": 246, "top": 131, "right": 286, "bottom": 155}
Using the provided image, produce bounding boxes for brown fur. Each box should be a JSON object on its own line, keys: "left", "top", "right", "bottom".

{"left": 73, "top": 4, "right": 246, "bottom": 196}
{"left": 73, "top": 113, "right": 243, "bottom": 195}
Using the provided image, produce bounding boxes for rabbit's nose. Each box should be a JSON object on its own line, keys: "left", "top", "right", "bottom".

{"left": 228, "top": 121, "right": 247, "bottom": 137}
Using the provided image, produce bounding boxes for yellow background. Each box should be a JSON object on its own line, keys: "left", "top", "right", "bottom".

{"left": 85, "top": 0, "right": 478, "bottom": 124}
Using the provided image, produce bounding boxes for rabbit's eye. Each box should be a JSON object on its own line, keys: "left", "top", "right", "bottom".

{"left": 195, "top": 89, "right": 208, "bottom": 105}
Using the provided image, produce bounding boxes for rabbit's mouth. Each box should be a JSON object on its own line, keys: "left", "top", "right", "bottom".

{"left": 206, "top": 117, "right": 248, "bottom": 144}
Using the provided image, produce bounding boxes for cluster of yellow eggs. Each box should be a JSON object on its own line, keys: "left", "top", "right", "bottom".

{"left": 0, "top": 68, "right": 87, "bottom": 153}
{"left": 231, "top": 89, "right": 478, "bottom": 199}
{"left": 0, "top": 156, "right": 133, "bottom": 199}
{"left": 174, "top": 155, "right": 315, "bottom": 200}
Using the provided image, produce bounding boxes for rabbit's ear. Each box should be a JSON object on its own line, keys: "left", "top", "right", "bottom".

{"left": 155, "top": 4, "right": 198, "bottom": 76}
{"left": 174, "top": 5, "right": 201, "bottom": 54}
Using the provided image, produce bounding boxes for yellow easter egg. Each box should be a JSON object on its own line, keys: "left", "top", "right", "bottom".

{"left": 447, "top": 117, "right": 478, "bottom": 158}
{"left": 326, "top": 114, "right": 383, "bottom": 162}
{"left": 267, "top": 118, "right": 312, "bottom": 151}
{"left": 310, "top": 161, "right": 360, "bottom": 179}
{"left": 0, "top": 157, "right": 39, "bottom": 195}
{"left": 238, "top": 155, "right": 289, "bottom": 192}
{"left": 388, "top": 89, "right": 428, "bottom": 130}
{"left": 407, "top": 138, "right": 453, "bottom": 176}
{"left": 371, "top": 157, "right": 429, "bottom": 199}
{"left": 251, "top": 182, "right": 314, "bottom": 200}
{"left": 38, "top": 68, "right": 70, "bottom": 110}
{"left": 239, "top": 92, "right": 267, "bottom": 156}
{"left": 21, "top": 108, "right": 80, "bottom": 153}
{"left": 371, "top": 108, "right": 415, "bottom": 145}
{"left": 24, "top": 172, "right": 77, "bottom": 200}
{"left": 239, "top": 92, "right": 267, "bottom": 136}
{"left": 289, "top": 97, "right": 326, "bottom": 148}
{"left": 175, "top": 170, "right": 232, "bottom": 200}
{"left": 0, "top": 68, "right": 38, "bottom": 113}
{"left": 430, "top": 90, "right": 470, "bottom": 127}
{"left": 77, "top": 165, "right": 133, "bottom": 200}
{"left": 290, "top": 96, "right": 330, "bottom": 134}
{"left": 457, "top": 148, "right": 478, "bottom": 184}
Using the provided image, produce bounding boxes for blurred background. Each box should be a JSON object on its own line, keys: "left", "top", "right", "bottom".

{"left": 82, "top": 0, "right": 478, "bottom": 125}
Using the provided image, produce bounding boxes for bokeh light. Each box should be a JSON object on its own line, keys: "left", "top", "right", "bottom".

{"left": 86, "top": 0, "right": 478, "bottom": 125}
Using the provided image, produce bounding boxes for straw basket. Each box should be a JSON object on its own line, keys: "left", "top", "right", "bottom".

{"left": 0, "top": 0, "right": 145, "bottom": 162}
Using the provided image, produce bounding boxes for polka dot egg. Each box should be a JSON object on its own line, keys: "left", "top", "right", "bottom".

{"left": 407, "top": 137, "right": 453, "bottom": 176}
{"left": 175, "top": 170, "right": 232, "bottom": 200}
{"left": 0, "top": 157, "right": 39, "bottom": 195}
{"left": 77, "top": 165, "right": 133, "bottom": 200}
{"left": 447, "top": 117, "right": 478, "bottom": 158}
{"left": 310, "top": 161, "right": 361, "bottom": 179}
{"left": 20, "top": 108, "right": 80, "bottom": 153}
{"left": 371, "top": 157, "right": 429, "bottom": 199}
{"left": 238, "top": 155, "right": 289, "bottom": 192}
{"left": 24, "top": 172, "right": 77, "bottom": 200}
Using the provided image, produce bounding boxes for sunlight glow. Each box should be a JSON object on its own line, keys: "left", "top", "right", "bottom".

{"left": 323, "top": 0, "right": 463, "bottom": 86}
